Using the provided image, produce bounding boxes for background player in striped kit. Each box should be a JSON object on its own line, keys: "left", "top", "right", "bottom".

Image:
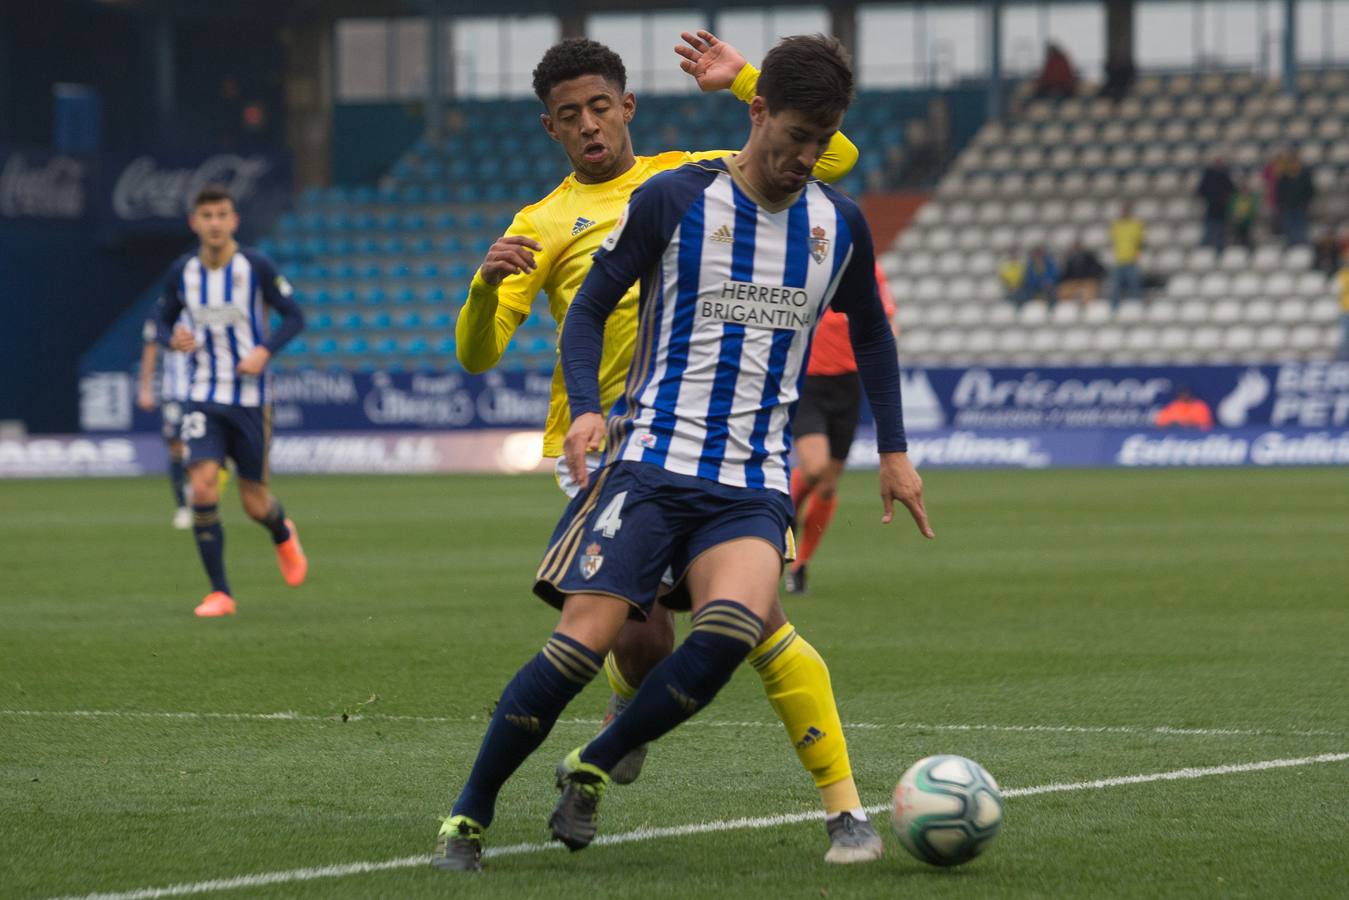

{"left": 154, "top": 185, "right": 307, "bottom": 617}
{"left": 433, "top": 35, "right": 932, "bottom": 871}
{"left": 138, "top": 312, "right": 194, "bottom": 529}
{"left": 785, "top": 263, "right": 898, "bottom": 594}
{"left": 446, "top": 33, "right": 880, "bottom": 865}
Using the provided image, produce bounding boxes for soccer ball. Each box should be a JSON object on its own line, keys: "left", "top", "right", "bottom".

{"left": 891, "top": 754, "right": 1004, "bottom": 867}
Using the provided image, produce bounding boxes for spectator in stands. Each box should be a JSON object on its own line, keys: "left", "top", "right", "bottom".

{"left": 1230, "top": 176, "right": 1260, "bottom": 250}
{"left": 1276, "top": 149, "right": 1315, "bottom": 247}
{"left": 1154, "top": 387, "right": 1214, "bottom": 431}
{"left": 999, "top": 247, "right": 1025, "bottom": 303}
{"left": 1197, "top": 156, "right": 1236, "bottom": 251}
{"left": 1059, "top": 237, "right": 1106, "bottom": 304}
{"left": 1337, "top": 261, "right": 1349, "bottom": 361}
{"left": 1262, "top": 148, "right": 1288, "bottom": 236}
{"left": 1100, "top": 58, "right": 1136, "bottom": 102}
{"left": 1016, "top": 246, "right": 1060, "bottom": 307}
{"left": 1313, "top": 227, "right": 1343, "bottom": 278}
{"left": 1033, "top": 43, "right": 1078, "bottom": 100}
{"left": 1107, "top": 202, "right": 1146, "bottom": 309}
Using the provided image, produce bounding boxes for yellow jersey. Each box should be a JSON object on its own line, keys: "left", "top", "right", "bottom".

{"left": 455, "top": 65, "right": 859, "bottom": 457}
{"left": 1110, "top": 217, "right": 1145, "bottom": 264}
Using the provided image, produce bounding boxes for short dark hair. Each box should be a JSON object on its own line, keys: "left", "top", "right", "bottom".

{"left": 757, "top": 35, "right": 854, "bottom": 125}
{"left": 532, "top": 38, "right": 627, "bottom": 106}
{"left": 192, "top": 184, "right": 234, "bottom": 209}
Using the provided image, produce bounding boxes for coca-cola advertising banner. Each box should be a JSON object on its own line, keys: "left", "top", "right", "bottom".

{"left": 0, "top": 144, "right": 289, "bottom": 233}
{"left": 0, "top": 148, "right": 89, "bottom": 221}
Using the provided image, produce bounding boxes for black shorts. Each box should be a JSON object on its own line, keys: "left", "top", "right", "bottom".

{"left": 792, "top": 373, "right": 862, "bottom": 461}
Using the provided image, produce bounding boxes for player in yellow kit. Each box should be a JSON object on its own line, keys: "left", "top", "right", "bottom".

{"left": 442, "top": 32, "right": 879, "bottom": 866}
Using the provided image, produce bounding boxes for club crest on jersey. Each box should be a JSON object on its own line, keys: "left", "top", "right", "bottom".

{"left": 809, "top": 225, "right": 830, "bottom": 264}
{"left": 572, "top": 216, "right": 596, "bottom": 236}
{"left": 580, "top": 542, "right": 604, "bottom": 579}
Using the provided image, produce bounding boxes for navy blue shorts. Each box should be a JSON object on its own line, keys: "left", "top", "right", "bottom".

{"left": 181, "top": 402, "right": 271, "bottom": 482}
{"left": 533, "top": 461, "right": 795, "bottom": 618}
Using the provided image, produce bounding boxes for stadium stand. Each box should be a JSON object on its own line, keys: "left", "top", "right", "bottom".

{"left": 263, "top": 70, "right": 1346, "bottom": 374}
{"left": 887, "top": 68, "right": 1349, "bottom": 367}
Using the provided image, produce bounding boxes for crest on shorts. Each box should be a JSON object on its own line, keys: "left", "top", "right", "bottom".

{"left": 580, "top": 542, "right": 604, "bottom": 579}
{"left": 809, "top": 225, "right": 830, "bottom": 264}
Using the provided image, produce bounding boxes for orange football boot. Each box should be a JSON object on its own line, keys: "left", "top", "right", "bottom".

{"left": 194, "top": 591, "right": 236, "bottom": 617}
{"left": 275, "top": 518, "right": 308, "bottom": 587}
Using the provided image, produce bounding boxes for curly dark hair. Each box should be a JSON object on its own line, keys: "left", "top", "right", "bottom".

{"left": 532, "top": 38, "right": 627, "bottom": 106}
{"left": 757, "top": 35, "right": 855, "bottom": 125}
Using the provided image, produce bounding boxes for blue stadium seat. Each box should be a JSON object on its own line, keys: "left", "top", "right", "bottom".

{"left": 393, "top": 287, "right": 418, "bottom": 305}
{"left": 455, "top": 183, "right": 483, "bottom": 203}
{"left": 419, "top": 262, "right": 442, "bottom": 279}
{"left": 257, "top": 238, "right": 279, "bottom": 257}
{"left": 438, "top": 235, "right": 463, "bottom": 254}
{"left": 331, "top": 261, "right": 357, "bottom": 281}
{"left": 399, "top": 185, "right": 426, "bottom": 204}
{"left": 301, "top": 237, "right": 329, "bottom": 256}
{"left": 398, "top": 311, "right": 424, "bottom": 329}
{"left": 411, "top": 237, "right": 435, "bottom": 255}
{"left": 310, "top": 312, "right": 333, "bottom": 330}
{"left": 286, "top": 337, "right": 309, "bottom": 355}
{"left": 340, "top": 312, "right": 363, "bottom": 331}
{"left": 359, "top": 263, "right": 382, "bottom": 280}
{"left": 434, "top": 212, "right": 459, "bottom": 231}
{"left": 361, "top": 288, "right": 387, "bottom": 306}
{"left": 463, "top": 211, "right": 486, "bottom": 230}
{"left": 336, "top": 287, "right": 358, "bottom": 306}
{"left": 317, "top": 337, "right": 338, "bottom": 355}
{"left": 386, "top": 262, "right": 412, "bottom": 279}
{"left": 330, "top": 238, "right": 355, "bottom": 256}
{"left": 276, "top": 213, "right": 300, "bottom": 234}
{"left": 343, "top": 337, "right": 369, "bottom": 354}
{"left": 367, "top": 311, "right": 392, "bottom": 329}
{"left": 422, "top": 286, "right": 448, "bottom": 304}
{"left": 377, "top": 212, "right": 401, "bottom": 232}
{"left": 374, "top": 336, "right": 399, "bottom": 355}
{"left": 403, "top": 336, "right": 430, "bottom": 355}
{"left": 380, "top": 237, "right": 405, "bottom": 255}
{"left": 299, "top": 186, "right": 324, "bottom": 208}
{"left": 402, "top": 213, "right": 426, "bottom": 231}
{"left": 351, "top": 186, "right": 376, "bottom": 204}
{"left": 428, "top": 184, "right": 451, "bottom": 203}
{"left": 436, "top": 336, "right": 456, "bottom": 356}
{"left": 528, "top": 336, "right": 553, "bottom": 355}
{"left": 311, "top": 288, "right": 333, "bottom": 306}
{"left": 429, "top": 310, "right": 453, "bottom": 329}
{"left": 355, "top": 237, "right": 380, "bottom": 255}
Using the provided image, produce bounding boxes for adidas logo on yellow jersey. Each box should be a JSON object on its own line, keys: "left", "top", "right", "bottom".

{"left": 572, "top": 217, "right": 596, "bottom": 236}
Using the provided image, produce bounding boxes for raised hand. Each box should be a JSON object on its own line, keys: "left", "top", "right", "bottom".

{"left": 675, "top": 30, "right": 749, "bottom": 93}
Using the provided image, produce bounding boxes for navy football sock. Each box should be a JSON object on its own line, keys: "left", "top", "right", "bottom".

{"left": 581, "top": 600, "right": 762, "bottom": 774}
{"left": 169, "top": 457, "right": 186, "bottom": 508}
{"left": 191, "top": 504, "right": 230, "bottom": 594}
{"left": 452, "top": 632, "right": 602, "bottom": 828}
{"left": 256, "top": 499, "right": 290, "bottom": 544}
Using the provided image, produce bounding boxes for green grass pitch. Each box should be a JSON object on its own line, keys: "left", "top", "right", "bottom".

{"left": 3, "top": 468, "right": 1347, "bottom": 899}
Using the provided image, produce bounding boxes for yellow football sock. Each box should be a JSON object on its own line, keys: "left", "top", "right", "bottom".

{"left": 604, "top": 651, "right": 638, "bottom": 702}
{"left": 748, "top": 622, "right": 861, "bottom": 815}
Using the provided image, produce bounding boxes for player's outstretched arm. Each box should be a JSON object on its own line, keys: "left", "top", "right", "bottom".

{"left": 675, "top": 30, "right": 859, "bottom": 183}
{"left": 455, "top": 234, "right": 539, "bottom": 373}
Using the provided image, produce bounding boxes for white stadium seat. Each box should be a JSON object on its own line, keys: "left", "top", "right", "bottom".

{"left": 1244, "top": 299, "right": 1276, "bottom": 324}
{"left": 1256, "top": 325, "right": 1289, "bottom": 353}
{"left": 1199, "top": 273, "right": 1230, "bottom": 298}
{"left": 1223, "top": 325, "right": 1257, "bottom": 353}
{"left": 1276, "top": 298, "right": 1310, "bottom": 323}
{"left": 1219, "top": 246, "right": 1250, "bottom": 271}
{"left": 1251, "top": 245, "right": 1283, "bottom": 272}
{"left": 1146, "top": 300, "right": 1179, "bottom": 324}
{"left": 1295, "top": 272, "right": 1329, "bottom": 297}
{"left": 1178, "top": 299, "right": 1210, "bottom": 323}
{"left": 1211, "top": 299, "right": 1242, "bottom": 323}
{"left": 1230, "top": 272, "right": 1263, "bottom": 298}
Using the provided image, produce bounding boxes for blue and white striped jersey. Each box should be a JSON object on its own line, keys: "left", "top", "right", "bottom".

{"left": 141, "top": 315, "right": 191, "bottom": 403}
{"left": 155, "top": 247, "right": 304, "bottom": 408}
{"left": 563, "top": 157, "right": 904, "bottom": 495}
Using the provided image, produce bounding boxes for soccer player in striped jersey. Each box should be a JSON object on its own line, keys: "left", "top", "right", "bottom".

{"left": 154, "top": 185, "right": 308, "bottom": 618}
{"left": 785, "top": 263, "right": 898, "bottom": 594}
{"left": 434, "top": 35, "right": 932, "bottom": 871}
{"left": 138, "top": 312, "right": 194, "bottom": 529}
{"left": 438, "top": 34, "right": 875, "bottom": 869}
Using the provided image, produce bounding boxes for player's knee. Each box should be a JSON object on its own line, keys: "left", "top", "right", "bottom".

{"left": 612, "top": 610, "right": 675, "bottom": 682}
{"left": 188, "top": 468, "right": 219, "bottom": 503}
{"left": 814, "top": 480, "right": 838, "bottom": 502}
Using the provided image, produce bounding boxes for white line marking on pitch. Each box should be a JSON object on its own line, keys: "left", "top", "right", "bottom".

{"left": 1, "top": 708, "right": 1338, "bottom": 739}
{"left": 42, "top": 751, "right": 1349, "bottom": 900}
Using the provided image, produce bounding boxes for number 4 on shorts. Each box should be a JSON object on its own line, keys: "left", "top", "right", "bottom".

{"left": 596, "top": 491, "right": 628, "bottom": 539}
